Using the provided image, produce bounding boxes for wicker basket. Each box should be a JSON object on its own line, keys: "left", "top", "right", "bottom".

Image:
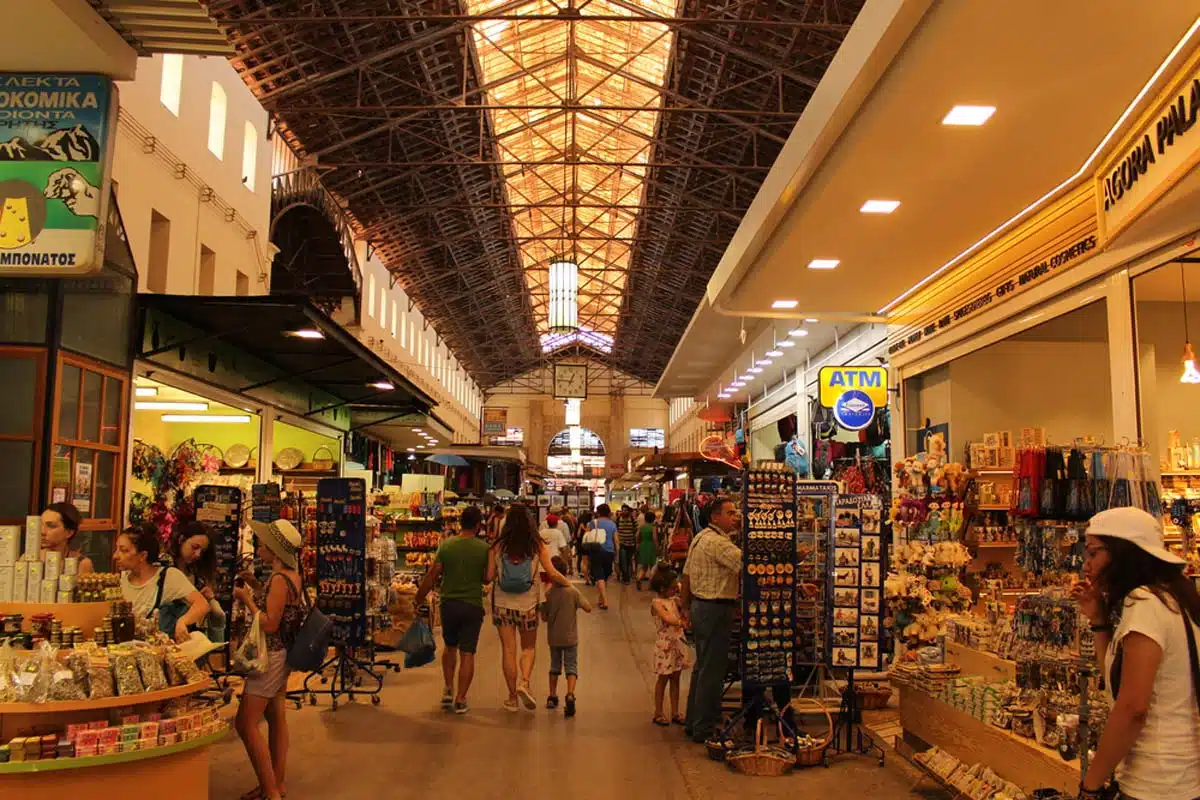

{"left": 856, "top": 686, "right": 893, "bottom": 710}
{"left": 792, "top": 699, "right": 834, "bottom": 768}
{"left": 727, "top": 720, "right": 796, "bottom": 776}
{"left": 705, "top": 739, "right": 728, "bottom": 762}
{"left": 311, "top": 445, "right": 336, "bottom": 471}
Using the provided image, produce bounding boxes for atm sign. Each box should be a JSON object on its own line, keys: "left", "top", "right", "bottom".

{"left": 818, "top": 366, "right": 888, "bottom": 409}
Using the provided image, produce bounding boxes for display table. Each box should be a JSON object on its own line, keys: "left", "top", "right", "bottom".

{"left": 0, "top": 681, "right": 213, "bottom": 739}
{"left": 899, "top": 686, "right": 1080, "bottom": 794}
{"left": 0, "top": 730, "right": 223, "bottom": 800}
{"left": 0, "top": 602, "right": 111, "bottom": 635}
{"left": 945, "top": 641, "right": 1017, "bottom": 682}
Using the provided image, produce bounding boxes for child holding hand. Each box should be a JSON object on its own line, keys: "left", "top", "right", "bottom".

{"left": 650, "top": 567, "right": 689, "bottom": 726}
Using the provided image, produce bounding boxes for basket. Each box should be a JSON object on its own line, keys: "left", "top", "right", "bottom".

{"left": 311, "top": 445, "right": 336, "bottom": 471}
{"left": 705, "top": 739, "right": 728, "bottom": 762}
{"left": 855, "top": 686, "right": 893, "bottom": 710}
{"left": 792, "top": 699, "right": 835, "bottom": 768}
{"left": 727, "top": 720, "right": 796, "bottom": 777}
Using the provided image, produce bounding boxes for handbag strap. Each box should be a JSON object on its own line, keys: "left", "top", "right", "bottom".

{"left": 149, "top": 567, "right": 168, "bottom": 618}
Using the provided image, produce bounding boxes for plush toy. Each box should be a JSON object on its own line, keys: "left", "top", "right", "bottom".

{"left": 925, "top": 431, "right": 947, "bottom": 468}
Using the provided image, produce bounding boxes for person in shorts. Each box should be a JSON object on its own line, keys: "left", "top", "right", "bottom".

{"left": 415, "top": 505, "right": 490, "bottom": 714}
{"left": 542, "top": 556, "right": 591, "bottom": 717}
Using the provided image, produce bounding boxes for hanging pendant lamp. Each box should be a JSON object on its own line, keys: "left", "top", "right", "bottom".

{"left": 548, "top": 260, "right": 579, "bottom": 333}
{"left": 1180, "top": 263, "right": 1200, "bottom": 384}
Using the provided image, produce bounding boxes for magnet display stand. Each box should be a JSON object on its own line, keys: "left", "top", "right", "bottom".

{"left": 302, "top": 478, "right": 383, "bottom": 710}
{"left": 827, "top": 493, "right": 887, "bottom": 764}
{"left": 192, "top": 484, "right": 242, "bottom": 692}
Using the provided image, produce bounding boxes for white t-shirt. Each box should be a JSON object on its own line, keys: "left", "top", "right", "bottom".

{"left": 121, "top": 567, "right": 197, "bottom": 620}
{"left": 540, "top": 526, "right": 569, "bottom": 561}
{"left": 1104, "top": 589, "right": 1200, "bottom": 798}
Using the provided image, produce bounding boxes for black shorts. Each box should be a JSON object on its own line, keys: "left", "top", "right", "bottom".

{"left": 588, "top": 547, "right": 614, "bottom": 582}
{"left": 440, "top": 599, "right": 485, "bottom": 654}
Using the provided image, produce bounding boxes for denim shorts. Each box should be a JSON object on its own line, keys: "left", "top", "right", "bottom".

{"left": 550, "top": 645, "right": 578, "bottom": 676}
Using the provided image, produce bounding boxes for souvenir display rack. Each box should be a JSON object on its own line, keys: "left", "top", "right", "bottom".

{"left": 191, "top": 485, "right": 242, "bottom": 686}
{"left": 302, "top": 478, "right": 383, "bottom": 710}
{"left": 794, "top": 480, "right": 839, "bottom": 699}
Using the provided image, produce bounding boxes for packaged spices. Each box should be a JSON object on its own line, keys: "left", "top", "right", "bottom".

{"left": 48, "top": 665, "right": 87, "bottom": 701}
{"left": 134, "top": 646, "right": 168, "bottom": 692}
{"left": 110, "top": 647, "right": 145, "bottom": 696}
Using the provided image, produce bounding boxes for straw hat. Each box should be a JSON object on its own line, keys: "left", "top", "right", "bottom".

{"left": 1086, "top": 507, "right": 1185, "bottom": 565}
{"left": 249, "top": 519, "right": 302, "bottom": 569}
{"left": 177, "top": 631, "right": 223, "bottom": 661}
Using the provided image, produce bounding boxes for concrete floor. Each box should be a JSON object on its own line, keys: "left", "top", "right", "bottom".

{"left": 208, "top": 581, "right": 938, "bottom": 799}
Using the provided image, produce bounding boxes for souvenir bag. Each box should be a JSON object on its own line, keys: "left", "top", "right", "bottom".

{"left": 1064, "top": 448, "right": 1092, "bottom": 521}
{"left": 1108, "top": 451, "right": 1133, "bottom": 509}
{"left": 1015, "top": 449, "right": 1036, "bottom": 517}
{"left": 1091, "top": 450, "right": 1110, "bottom": 514}
{"left": 287, "top": 577, "right": 333, "bottom": 672}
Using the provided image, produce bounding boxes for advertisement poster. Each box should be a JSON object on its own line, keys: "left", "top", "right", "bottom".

{"left": 72, "top": 460, "right": 92, "bottom": 513}
{"left": 0, "top": 73, "right": 116, "bottom": 275}
{"left": 481, "top": 407, "right": 507, "bottom": 436}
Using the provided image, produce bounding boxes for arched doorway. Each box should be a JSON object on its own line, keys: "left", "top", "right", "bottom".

{"left": 547, "top": 427, "right": 607, "bottom": 501}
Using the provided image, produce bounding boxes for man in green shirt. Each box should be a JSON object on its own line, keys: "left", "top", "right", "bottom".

{"left": 415, "top": 505, "right": 490, "bottom": 714}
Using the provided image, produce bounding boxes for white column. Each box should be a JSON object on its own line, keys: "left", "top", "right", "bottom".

{"left": 257, "top": 407, "right": 276, "bottom": 484}
{"left": 1105, "top": 270, "right": 1139, "bottom": 444}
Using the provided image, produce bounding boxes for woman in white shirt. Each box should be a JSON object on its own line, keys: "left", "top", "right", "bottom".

{"left": 116, "top": 523, "right": 208, "bottom": 643}
{"left": 1074, "top": 507, "right": 1200, "bottom": 800}
{"left": 488, "top": 504, "right": 569, "bottom": 712}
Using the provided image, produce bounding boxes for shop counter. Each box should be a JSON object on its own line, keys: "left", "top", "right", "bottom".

{"left": 944, "top": 641, "right": 1017, "bottom": 682}
{"left": 0, "top": 681, "right": 213, "bottom": 740}
{"left": 899, "top": 686, "right": 1079, "bottom": 795}
{"left": 0, "top": 730, "right": 224, "bottom": 800}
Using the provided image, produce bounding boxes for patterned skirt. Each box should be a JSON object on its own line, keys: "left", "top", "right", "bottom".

{"left": 492, "top": 605, "right": 539, "bottom": 631}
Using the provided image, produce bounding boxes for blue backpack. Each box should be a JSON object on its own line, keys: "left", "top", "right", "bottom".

{"left": 498, "top": 550, "right": 535, "bottom": 594}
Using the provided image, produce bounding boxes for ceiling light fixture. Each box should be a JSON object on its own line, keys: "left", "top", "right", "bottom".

{"left": 860, "top": 199, "right": 901, "bottom": 214}
{"left": 1180, "top": 263, "right": 1200, "bottom": 385}
{"left": 756, "top": 359, "right": 772, "bottom": 366}
{"left": 135, "top": 386, "right": 158, "bottom": 398}
{"left": 406, "top": 448, "right": 415, "bottom": 452}
{"left": 370, "top": 381, "right": 395, "bottom": 391}
{"left": 789, "top": 328, "right": 809, "bottom": 338}
{"left": 287, "top": 329, "right": 324, "bottom": 340}
{"left": 942, "top": 105, "right": 996, "bottom": 126}
{"left": 771, "top": 299, "right": 798, "bottom": 309}
{"left": 548, "top": 260, "right": 579, "bottom": 333}
{"left": 717, "top": 393, "right": 731, "bottom": 399}
{"left": 748, "top": 367, "right": 763, "bottom": 374}
{"left": 135, "top": 401, "right": 209, "bottom": 412}
{"left": 413, "top": 428, "right": 423, "bottom": 433}
{"left": 807, "top": 259, "right": 839, "bottom": 270}
{"left": 161, "top": 414, "right": 252, "bottom": 423}
{"left": 766, "top": 349, "right": 783, "bottom": 358}
{"left": 778, "top": 340, "right": 795, "bottom": 348}
{"left": 804, "top": 318, "right": 818, "bottom": 323}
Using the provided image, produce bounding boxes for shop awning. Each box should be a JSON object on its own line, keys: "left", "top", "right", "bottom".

{"left": 137, "top": 295, "right": 436, "bottom": 421}
{"left": 427, "top": 445, "right": 528, "bottom": 464}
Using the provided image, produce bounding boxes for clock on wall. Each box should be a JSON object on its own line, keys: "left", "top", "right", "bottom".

{"left": 553, "top": 363, "right": 588, "bottom": 399}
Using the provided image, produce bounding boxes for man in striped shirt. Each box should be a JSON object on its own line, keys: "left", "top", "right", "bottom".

{"left": 616, "top": 505, "right": 638, "bottom": 584}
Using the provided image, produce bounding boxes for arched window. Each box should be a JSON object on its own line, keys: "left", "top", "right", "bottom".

{"left": 548, "top": 427, "right": 605, "bottom": 457}
{"left": 207, "top": 82, "right": 226, "bottom": 159}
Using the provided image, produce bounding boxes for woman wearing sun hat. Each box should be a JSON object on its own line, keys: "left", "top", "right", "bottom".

{"left": 233, "top": 519, "right": 306, "bottom": 800}
{"left": 1074, "top": 507, "right": 1200, "bottom": 800}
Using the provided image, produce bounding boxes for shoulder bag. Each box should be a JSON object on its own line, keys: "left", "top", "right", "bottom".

{"left": 286, "top": 574, "right": 334, "bottom": 672}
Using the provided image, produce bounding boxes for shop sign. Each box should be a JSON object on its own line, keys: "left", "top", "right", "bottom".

{"left": 482, "top": 407, "right": 507, "bottom": 436}
{"left": 818, "top": 366, "right": 888, "bottom": 431}
{"left": 888, "top": 233, "right": 1097, "bottom": 355}
{"left": 0, "top": 73, "right": 116, "bottom": 276}
{"left": 1096, "top": 59, "right": 1200, "bottom": 242}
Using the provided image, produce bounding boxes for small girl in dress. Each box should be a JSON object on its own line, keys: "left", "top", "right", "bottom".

{"left": 650, "top": 567, "right": 689, "bottom": 726}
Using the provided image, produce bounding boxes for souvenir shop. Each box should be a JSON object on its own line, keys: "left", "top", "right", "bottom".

{"left": 876, "top": 51, "right": 1200, "bottom": 797}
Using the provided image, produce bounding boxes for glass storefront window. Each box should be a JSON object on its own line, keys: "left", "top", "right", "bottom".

{"left": 0, "top": 348, "right": 44, "bottom": 522}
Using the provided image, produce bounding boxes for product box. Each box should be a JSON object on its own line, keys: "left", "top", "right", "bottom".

{"left": 26, "top": 559, "right": 43, "bottom": 601}
{"left": 43, "top": 551, "right": 61, "bottom": 583}
{"left": 12, "top": 561, "right": 27, "bottom": 603}
{"left": 8, "top": 738, "right": 25, "bottom": 762}
{"left": 40, "top": 579, "right": 57, "bottom": 603}
{"left": 56, "top": 591, "right": 72, "bottom": 604}
{"left": 58, "top": 574, "right": 76, "bottom": 594}
{"left": 0, "top": 566, "right": 13, "bottom": 602}
{"left": 140, "top": 721, "right": 159, "bottom": 740}
{"left": 0, "top": 526, "right": 19, "bottom": 565}
{"left": 23, "top": 516, "right": 41, "bottom": 561}
{"left": 66, "top": 723, "right": 86, "bottom": 742}
{"left": 62, "top": 556, "right": 79, "bottom": 577}
{"left": 97, "top": 727, "right": 120, "bottom": 746}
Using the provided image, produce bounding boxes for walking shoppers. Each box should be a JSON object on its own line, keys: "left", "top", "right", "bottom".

{"left": 488, "top": 504, "right": 571, "bottom": 711}
{"left": 542, "top": 556, "right": 591, "bottom": 717}
{"left": 414, "top": 505, "right": 490, "bottom": 714}
{"left": 584, "top": 505, "right": 618, "bottom": 609}
{"left": 1074, "top": 507, "right": 1200, "bottom": 800}
{"left": 617, "top": 505, "right": 638, "bottom": 583}
{"left": 636, "top": 511, "right": 658, "bottom": 590}
{"left": 680, "top": 498, "right": 742, "bottom": 744}
{"left": 575, "top": 511, "right": 593, "bottom": 580}
{"left": 539, "top": 512, "right": 571, "bottom": 564}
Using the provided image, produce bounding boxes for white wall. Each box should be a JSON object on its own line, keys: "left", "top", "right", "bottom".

{"left": 1136, "top": 300, "right": 1200, "bottom": 466}
{"left": 113, "top": 55, "right": 272, "bottom": 295}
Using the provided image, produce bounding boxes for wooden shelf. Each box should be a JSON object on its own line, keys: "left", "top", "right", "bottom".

{"left": 0, "top": 729, "right": 225, "bottom": 774}
{"left": 0, "top": 680, "right": 212, "bottom": 715}
{"left": 975, "top": 542, "right": 1018, "bottom": 548}
{"left": 975, "top": 470, "right": 1014, "bottom": 475}
{"left": 0, "top": 602, "right": 111, "bottom": 634}
{"left": 977, "top": 505, "right": 1010, "bottom": 511}
{"left": 1162, "top": 471, "right": 1200, "bottom": 477}
{"left": 273, "top": 468, "right": 339, "bottom": 477}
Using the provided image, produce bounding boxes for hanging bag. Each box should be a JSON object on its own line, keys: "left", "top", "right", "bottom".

{"left": 286, "top": 575, "right": 334, "bottom": 672}
{"left": 233, "top": 612, "right": 270, "bottom": 675}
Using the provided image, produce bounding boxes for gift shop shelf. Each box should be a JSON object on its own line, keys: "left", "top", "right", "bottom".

{"left": 0, "top": 729, "right": 225, "bottom": 774}
{"left": 0, "top": 679, "right": 212, "bottom": 716}
{"left": 0, "top": 602, "right": 111, "bottom": 634}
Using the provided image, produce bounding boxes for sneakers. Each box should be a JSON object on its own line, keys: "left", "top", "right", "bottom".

{"left": 503, "top": 696, "right": 520, "bottom": 713}
{"left": 517, "top": 684, "right": 537, "bottom": 710}
{"left": 441, "top": 687, "right": 454, "bottom": 710}
{"left": 546, "top": 695, "right": 559, "bottom": 710}
{"left": 564, "top": 694, "right": 576, "bottom": 718}
{"left": 453, "top": 701, "right": 469, "bottom": 715}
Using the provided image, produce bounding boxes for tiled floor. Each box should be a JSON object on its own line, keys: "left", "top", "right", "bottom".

{"left": 208, "top": 581, "right": 937, "bottom": 799}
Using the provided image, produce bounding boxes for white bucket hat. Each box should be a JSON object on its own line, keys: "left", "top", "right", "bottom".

{"left": 249, "top": 519, "right": 302, "bottom": 570}
{"left": 1086, "top": 506, "right": 1185, "bottom": 565}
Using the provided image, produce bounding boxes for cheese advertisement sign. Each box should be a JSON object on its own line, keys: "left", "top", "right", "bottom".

{"left": 0, "top": 73, "right": 116, "bottom": 276}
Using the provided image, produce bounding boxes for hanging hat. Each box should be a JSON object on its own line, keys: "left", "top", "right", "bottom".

{"left": 176, "top": 631, "right": 223, "bottom": 662}
{"left": 249, "top": 519, "right": 302, "bottom": 570}
{"left": 1086, "top": 507, "right": 1185, "bottom": 565}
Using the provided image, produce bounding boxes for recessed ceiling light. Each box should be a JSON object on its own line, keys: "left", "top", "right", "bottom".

{"left": 406, "top": 447, "right": 415, "bottom": 452}
{"left": 416, "top": 445, "right": 425, "bottom": 449}
{"left": 771, "top": 299, "right": 798, "bottom": 309}
{"left": 717, "top": 393, "right": 731, "bottom": 399}
{"left": 766, "top": 350, "right": 783, "bottom": 357}
{"left": 135, "top": 386, "right": 158, "bottom": 397}
{"left": 860, "top": 199, "right": 900, "bottom": 214}
{"left": 287, "top": 329, "right": 325, "bottom": 339}
{"left": 778, "top": 340, "right": 795, "bottom": 348}
{"left": 756, "top": 359, "right": 772, "bottom": 366}
{"left": 413, "top": 428, "right": 423, "bottom": 433}
{"left": 732, "top": 381, "right": 746, "bottom": 387}
{"left": 748, "top": 367, "right": 763, "bottom": 374}
{"left": 942, "top": 105, "right": 996, "bottom": 126}
{"left": 370, "top": 381, "right": 395, "bottom": 391}
{"left": 807, "top": 259, "right": 839, "bottom": 270}
{"left": 136, "top": 401, "right": 209, "bottom": 411}
{"left": 804, "top": 318, "right": 818, "bottom": 323}
{"left": 789, "top": 328, "right": 809, "bottom": 338}
{"left": 161, "top": 414, "right": 252, "bottom": 423}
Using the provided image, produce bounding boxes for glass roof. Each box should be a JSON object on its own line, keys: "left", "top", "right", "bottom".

{"left": 466, "top": 0, "right": 679, "bottom": 339}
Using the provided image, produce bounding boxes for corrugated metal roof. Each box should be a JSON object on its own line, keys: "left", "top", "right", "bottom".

{"left": 90, "top": 0, "right": 234, "bottom": 56}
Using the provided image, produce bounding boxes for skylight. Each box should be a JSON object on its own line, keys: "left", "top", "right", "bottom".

{"left": 466, "top": 0, "right": 679, "bottom": 340}
{"left": 540, "top": 329, "right": 614, "bottom": 353}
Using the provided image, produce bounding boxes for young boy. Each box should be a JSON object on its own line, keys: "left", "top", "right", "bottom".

{"left": 542, "top": 555, "right": 591, "bottom": 716}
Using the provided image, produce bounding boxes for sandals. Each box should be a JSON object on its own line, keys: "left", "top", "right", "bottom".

{"left": 652, "top": 716, "right": 670, "bottom": 727}
{"left": 672, "top": 715, "right": 686, "bottom": 725}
